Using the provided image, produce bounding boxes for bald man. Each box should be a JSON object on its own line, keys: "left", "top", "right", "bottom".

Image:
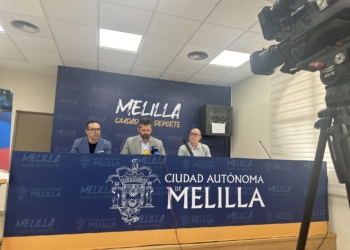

{"left": 178, "top": 128, "right": 211, "bottom": 157}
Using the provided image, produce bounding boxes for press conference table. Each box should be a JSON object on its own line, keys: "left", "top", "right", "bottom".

{"left": 2, "top": 152, "right": 329, "bottom": 250}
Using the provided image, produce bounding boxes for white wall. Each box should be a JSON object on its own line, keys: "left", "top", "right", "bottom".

{"left": 230, "top": 74, "right": 271, "bottom": 159}
{"left": 0, "top": 67, "right": 57, "bottom": 138}
{"left": 328, "top": 194, "right": 350, "bottom": 250}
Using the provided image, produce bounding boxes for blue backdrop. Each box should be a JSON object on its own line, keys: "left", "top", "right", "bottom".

{"left": 4, "top": 152, "right": 328, "bottom": 236}
{"left": 51, "top": 66, "right": 231, "bottom": 156}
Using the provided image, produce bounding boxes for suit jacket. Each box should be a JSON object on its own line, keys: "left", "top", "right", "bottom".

{"left": 71, "top": 137, "right": 112, "bottom": 154}
{"left": 178, "top": 143, "right": 211, "bottom": 157}
{"left": 120, "top": 135, "right": 166, "bottom": 155}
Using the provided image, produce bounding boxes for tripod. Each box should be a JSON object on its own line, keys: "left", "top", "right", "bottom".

{"left": 296, "top": 45, "right": 350, "bottom": 249}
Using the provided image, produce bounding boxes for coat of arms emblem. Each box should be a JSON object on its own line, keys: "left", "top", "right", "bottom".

{"left": 106, "top": 159, "right": 160, "bottom": 225}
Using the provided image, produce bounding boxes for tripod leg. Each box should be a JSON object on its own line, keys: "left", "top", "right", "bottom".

{"left": 296, "top": 110, "right": 332, "bottom": 250}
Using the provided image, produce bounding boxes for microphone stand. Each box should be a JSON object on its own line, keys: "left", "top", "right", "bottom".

{"left": 183, "top": 139, "right": 194, "bottom": 156}
{"left": 119, "top": 137, "right": 126, "bottom": 153}
{"left": 259, "top": 140, "right": 272, "bottom": 159}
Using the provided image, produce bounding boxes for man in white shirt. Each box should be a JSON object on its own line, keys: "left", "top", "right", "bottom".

{"left": 178, "top": 128, "right": 211, "bottom": 157}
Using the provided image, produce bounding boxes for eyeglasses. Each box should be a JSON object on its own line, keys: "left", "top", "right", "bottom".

{"left": 189, "top": 132, "right": 200, "bottom": 137}
{"left": 88, "top": 128, "right": 101, "bottom": 132}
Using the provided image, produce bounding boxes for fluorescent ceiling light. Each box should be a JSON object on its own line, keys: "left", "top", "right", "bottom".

{"left": 0, "top": 25, "right": 4, "bottom": 32}
{"left": 99, "top": 28, "right": 142, "bottom": 52}
{"left": 209, "top": 50, "right": 250, "bottom": 67}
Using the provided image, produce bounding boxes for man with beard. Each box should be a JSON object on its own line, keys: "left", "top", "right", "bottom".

{"left": 120, "top": 118, "right": 166, "bottom": 155}
{"left": 71, "top": 121, "right": 112, "bottom": 154}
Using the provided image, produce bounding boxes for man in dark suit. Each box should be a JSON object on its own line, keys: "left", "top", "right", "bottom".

{"left": 71, "top": 121, "right": 112, "bottom": 154}
{"left": 120, "top": 118, "right": 165, "bottom": 155}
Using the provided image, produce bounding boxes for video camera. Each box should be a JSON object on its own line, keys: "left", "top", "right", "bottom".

{"left": 250, "top": 0, "right": 350, "bottom": 185}
{"left": 251, "top": 1, "right": 350, "bottom": 249}
{"left": 250, "top": 0, "right": 350, "bottom": 77}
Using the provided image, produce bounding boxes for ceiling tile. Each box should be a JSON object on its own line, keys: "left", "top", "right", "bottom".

{"left": 0, "top": 33, "right": 17, "bottom": 50}
{"left": 0, "top": 0, "right": 45, "bottom": 17}
{"left": 57, "top": 41, "right": 97, "bottom": 60}
{"left": 0, "top": 0, "right": 266, "bottom": 86}
{"left": 22, "top": 51, "right": 62, "bottom": 65}
{"left": 49, "top": 19, "right": 98, "bottom": 46}
{"left": 146, "top": 13, "right": 201, "bottom": 43}
{"left": 249, "top": 22, "right": 263, "bottom": 33}
{"left": 175, "top": 44, "right": 222, "bottom": 65}
{"left": 100, "top": 1, "right": 153, "bottom": 35}
{"left": 99, "top": 48, "right": 136, "bottom": 65}
{"left": 0, "top": 48, "right": 27, "bottom": 62}
{"left": 214, "top": 61, "right": 252, "bottom": 86}
{"left": 187, "top": 75, "right": 219, "bottom": 85}
{"left": 62, "top": 57, "right": 97, "bottom": 70}
{"left": 99, "top": 61, "right": 132, "bottom": 75}
{"left": 0, "top": 59, "right": 58, "bottom": 75}
{"left": 157, "top": 0, "right": 219, "bottom": 21}
{"left": 0, "top": 11, "right": 52, "bottom": 38}
{"left": 9, "top": 34, "right": 59, "bottom": 54}
{"left": 134, "top": 54, "right": 172, "bottom": 71}
{"left": 188, "top": 23, "right": 244, "bottom": 49}
{"left": 139, "top": 37, "right": 184, "bottom": 59}
{"left": 166, "top": 60, "right": 204, "bottom": 75}
{"left": 131, "top": 66, "right": 163, "bottom": 78}
{"left": 206, "top": 0, "right": 272, "bottom": 30}
{"left": 226, "top": 31, "right": 275, "bottom": 54}
{"left": 160, "top": 71, "right": 192, "bottom": 82}
{"left": 197, "top": 64, "right": 235, "bottom": 77}
{"left": 101, "top": 0, "right": 159, "bottom": 11}
{"left": 41, "top": 0, "right": 98, "bottom": 27}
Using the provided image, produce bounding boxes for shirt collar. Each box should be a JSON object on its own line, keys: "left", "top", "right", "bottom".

{"left": 190, "top": 143, "right": 200, "bottom": 150}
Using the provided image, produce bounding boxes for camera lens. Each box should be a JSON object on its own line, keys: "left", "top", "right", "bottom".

{"left": 250, "top": 39, "right": 291, "bottom": 75}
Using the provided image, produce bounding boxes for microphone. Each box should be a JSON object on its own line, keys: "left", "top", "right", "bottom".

{"left": 119, "top": 137, "right": 126, "bottom": 153}
{"left": 150, "top": 146, "right": 160, "bottom": 155}
{"left": 259, "top": 140, "right": 272, "bottom": 159}
{"left": 183, "top": 139, "right": 194, "bottom": 156}
{"left": 143, "top": 149, "right": 151, "bottom": 155}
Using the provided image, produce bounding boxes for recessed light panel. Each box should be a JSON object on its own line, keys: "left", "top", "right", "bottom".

{"left": 99, "top": 28, "right": 142, "bottom": 52}
{"left": 209, "top": 50, "right": 250, "bottom": 67}
{"left": 188, "top": 51, "right": 209, "bottom": 60}
{"left": 11, "top": 20, "right": 39, "bottom": 33}
{"left": 0, "top": 25, "right": 4, "bottom": 32}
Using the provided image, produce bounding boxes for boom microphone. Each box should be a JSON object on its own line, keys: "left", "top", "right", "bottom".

{"left": 183, "top": 139, "right": 194, "bottom": 157}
